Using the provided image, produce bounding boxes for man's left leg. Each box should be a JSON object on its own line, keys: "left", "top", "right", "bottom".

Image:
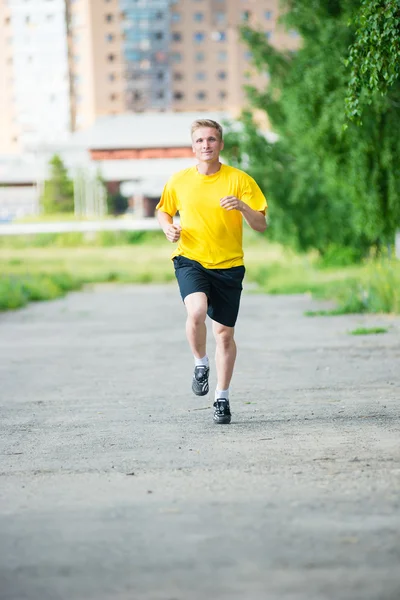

{"left": 212, "top": 321, "right": 236, "bottom": 424}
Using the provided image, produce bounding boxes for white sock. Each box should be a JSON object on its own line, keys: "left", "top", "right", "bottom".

{"left": 215, "top": 389, "right": 229, "bottom": 402}
{"left": 194, "top": 355, "right": 209, "bottom": 367}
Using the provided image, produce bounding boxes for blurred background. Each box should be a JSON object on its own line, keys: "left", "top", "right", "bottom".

{"left": 0, "top": 0, "right": 399, "bottom": 315}
{"left": 0, "top": 0, "right": 297, "bottom": 220}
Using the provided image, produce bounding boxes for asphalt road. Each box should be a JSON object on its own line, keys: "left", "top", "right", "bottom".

{"left": 0, "top": 284, "right": 399, "bottom": 600}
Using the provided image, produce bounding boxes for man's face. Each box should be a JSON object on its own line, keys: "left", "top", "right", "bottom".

{"left": 191, "top": 127, "right": 224, "bottom": 163}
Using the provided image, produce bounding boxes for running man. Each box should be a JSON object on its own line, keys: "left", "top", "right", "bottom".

{"left": 156, "top": 119, "right": 267, "bottom": 424}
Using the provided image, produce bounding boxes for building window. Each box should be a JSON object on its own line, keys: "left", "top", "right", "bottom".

{"left": 171, "top": 52, "right": 182, "bottom": 63}
{"left": 195, "top": 52, "right": 205, "bottom": 61}
{"left": 107, "top": 53, "right": 116, "bottom": 61}
{"left": 217, "top": 51, "right": 227, "bottom": 61}
{"left": 108, "top": 73, "right": 116, "bottom": 81}
{"left": 154, "top": 31, "right": 164, "bottom": 40}
{"left": 156, "top": 90, "right": 164, "bottom": 99}
{"left": 265, "top": 11, "right": 272, "bottom": 20}
{"left": 214, "top": 11, "right": 226, "bottom": 24}
{"left": 174, "top": 72, "right": 183, "bottom": 80}
{"left": 110, "top": 93, "right": 117, "bottom": 101}
{"left": 194, "top": 12, "right": 204, "bottom": 22}
{"left": 218, "top": 90, "right": 227, "bottom": 99}
{"left": 195, "top": 71, "right": 206, "bottom": 80}
{"left": 155, "top": 11, "right": 163, "bottom": 19}
{"left": 106, "top": 33, "right": 114, "bottom": 41}
{"left": 126, "top": 49, "right": 141, "bottom": 61}
{"left": 265, "top": 31, "right": 272, "bottom": 40}
{"left": 174, "top": 91, "right": 184, "bottom": 100}
{"left": 156, "top": 72, "right": 164, "bottom": 80}
{"left": 172, "top": 32, "right": 182, "bottom": 42}
{"left": 194, "top": 32, "right": 205, "bottom": 43}
{"left": 217, "top": 70, "right": 227, "bottom": 80}
{"left": 241, "top": 10, "right": 251, "bottom": 22}
{"left": 244, "top": 51, "right": 252, "bottom": 60}
{"left": 196, "top": 91, "right": 207, "bottom": 100}
{"left": 171, "top": 12, "right": 181, "bottom": 22}
{"left": 211, "top": 31, "right": 226, "bottom": 42}
{"left": 105, "top": 14, "right": 113, "bottom": 22}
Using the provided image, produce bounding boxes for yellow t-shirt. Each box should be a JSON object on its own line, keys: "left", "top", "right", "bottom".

{"left": 156, "top": 164, "right": 267, "bottom": 269}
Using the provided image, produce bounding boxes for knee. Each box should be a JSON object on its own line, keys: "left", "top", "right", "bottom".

{"left": 215, "top": 327, "right": 234, "bottom": 349}
{"left": 187, "top": 307, "right": 207, "bottom": 326}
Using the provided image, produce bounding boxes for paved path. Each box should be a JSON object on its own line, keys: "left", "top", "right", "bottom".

{"left": 0, "top": 284, "right": 399, "bottom": 600}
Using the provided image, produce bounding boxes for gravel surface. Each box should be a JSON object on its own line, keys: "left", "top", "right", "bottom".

{"left": 0, "top": 283, "right": 399, "bottom": 600}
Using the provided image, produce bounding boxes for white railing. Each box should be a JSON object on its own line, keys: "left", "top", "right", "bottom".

{"left": 0, "top": 218, "right": 162, "bottom": 236}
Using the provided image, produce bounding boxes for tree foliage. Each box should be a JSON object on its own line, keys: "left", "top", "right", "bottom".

{"left": 345, "top": 0, "right": 400, "bottom": 120}
{"left": 222, "top": 0, "right": 400, "bottom": 256}
{"left": 41, "top": 154, "right": 74, "bottom": 214}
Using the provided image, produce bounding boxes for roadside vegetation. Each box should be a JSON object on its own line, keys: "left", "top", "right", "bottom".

{"left": 0, "top": 229, "right": 399, "bottom": 313}
{"left": 349, "top": 327, "right": 388, "bottom": 336}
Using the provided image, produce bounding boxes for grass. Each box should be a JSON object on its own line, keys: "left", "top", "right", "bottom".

{"left": 0, "top": 273, "right": 82, "bottom": 311}
{"left": 0, "top": 228, "right": 399, "bottom": 313}
{"left": 349, "top": 327, "right": 388, "bottom": 335}
{"left": 305, "top": 309, "right": 346, "bottom": 317}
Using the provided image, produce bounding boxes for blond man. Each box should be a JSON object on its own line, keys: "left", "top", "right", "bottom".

{"left": 156, "top": 119, "right": 267, "bottom": 424}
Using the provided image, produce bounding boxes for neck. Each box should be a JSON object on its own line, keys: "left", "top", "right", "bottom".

{"left": 196, "top": 160, "right": 222, "bottom": 176}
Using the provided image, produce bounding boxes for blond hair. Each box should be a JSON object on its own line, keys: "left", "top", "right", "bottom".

{"left": 191, "top": 119, "right": 223, "bottom": 140}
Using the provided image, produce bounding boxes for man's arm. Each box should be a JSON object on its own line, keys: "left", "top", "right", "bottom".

{"left": 157, "top": 210, "right": 182, "bottom": 242}
{"left": 219, "top": 196, "right": 267, "bottom": 233}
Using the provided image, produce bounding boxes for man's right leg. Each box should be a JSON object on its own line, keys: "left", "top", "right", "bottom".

{"left": 184, "top": 292, "right": 210, "bottom": 396}
{"left": 184, "top": 292, "right": 208, "bottom": 358}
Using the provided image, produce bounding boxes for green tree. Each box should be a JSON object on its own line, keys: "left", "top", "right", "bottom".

{"left": 224, "top": 0, "right": 400, "bottom": 255}
{"left": 345, "top": 0, "right": 400, "bottom": 120}
{"left": 41, "top": 154, "right": 74, "bottom": 214}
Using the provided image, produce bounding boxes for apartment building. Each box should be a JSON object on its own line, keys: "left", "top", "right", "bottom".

{"left": 169, "top": 0, "right": 299, "bottom": 113}
{"left": 0, "top": 0, "right": 299, "bottom": 154}
{"left": 69, "top": 0, "right": 299, "bottom": 127}
{"left": 0, "top": 0, "right": 71, "bottom": 153}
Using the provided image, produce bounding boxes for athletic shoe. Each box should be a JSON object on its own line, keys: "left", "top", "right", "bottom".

{"left": 192, "top": 365, "right": 210, "bottom": 396}
{"left": 213, "top": 399, "right": 231, "bottom": 424}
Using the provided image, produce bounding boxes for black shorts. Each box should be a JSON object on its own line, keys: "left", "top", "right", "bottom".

{"left": 173, "top": 255, "right": 245, "bottom": 328}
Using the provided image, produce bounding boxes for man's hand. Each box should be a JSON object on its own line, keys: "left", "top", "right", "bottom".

{"left": 220, "top": 196, "right": 267, "bottom": 232}
{"left": 220, "top": 196, "right": 244, "bottom": 211}
{"left": 164, "top": 224, "right": 182, "bottom": 243}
